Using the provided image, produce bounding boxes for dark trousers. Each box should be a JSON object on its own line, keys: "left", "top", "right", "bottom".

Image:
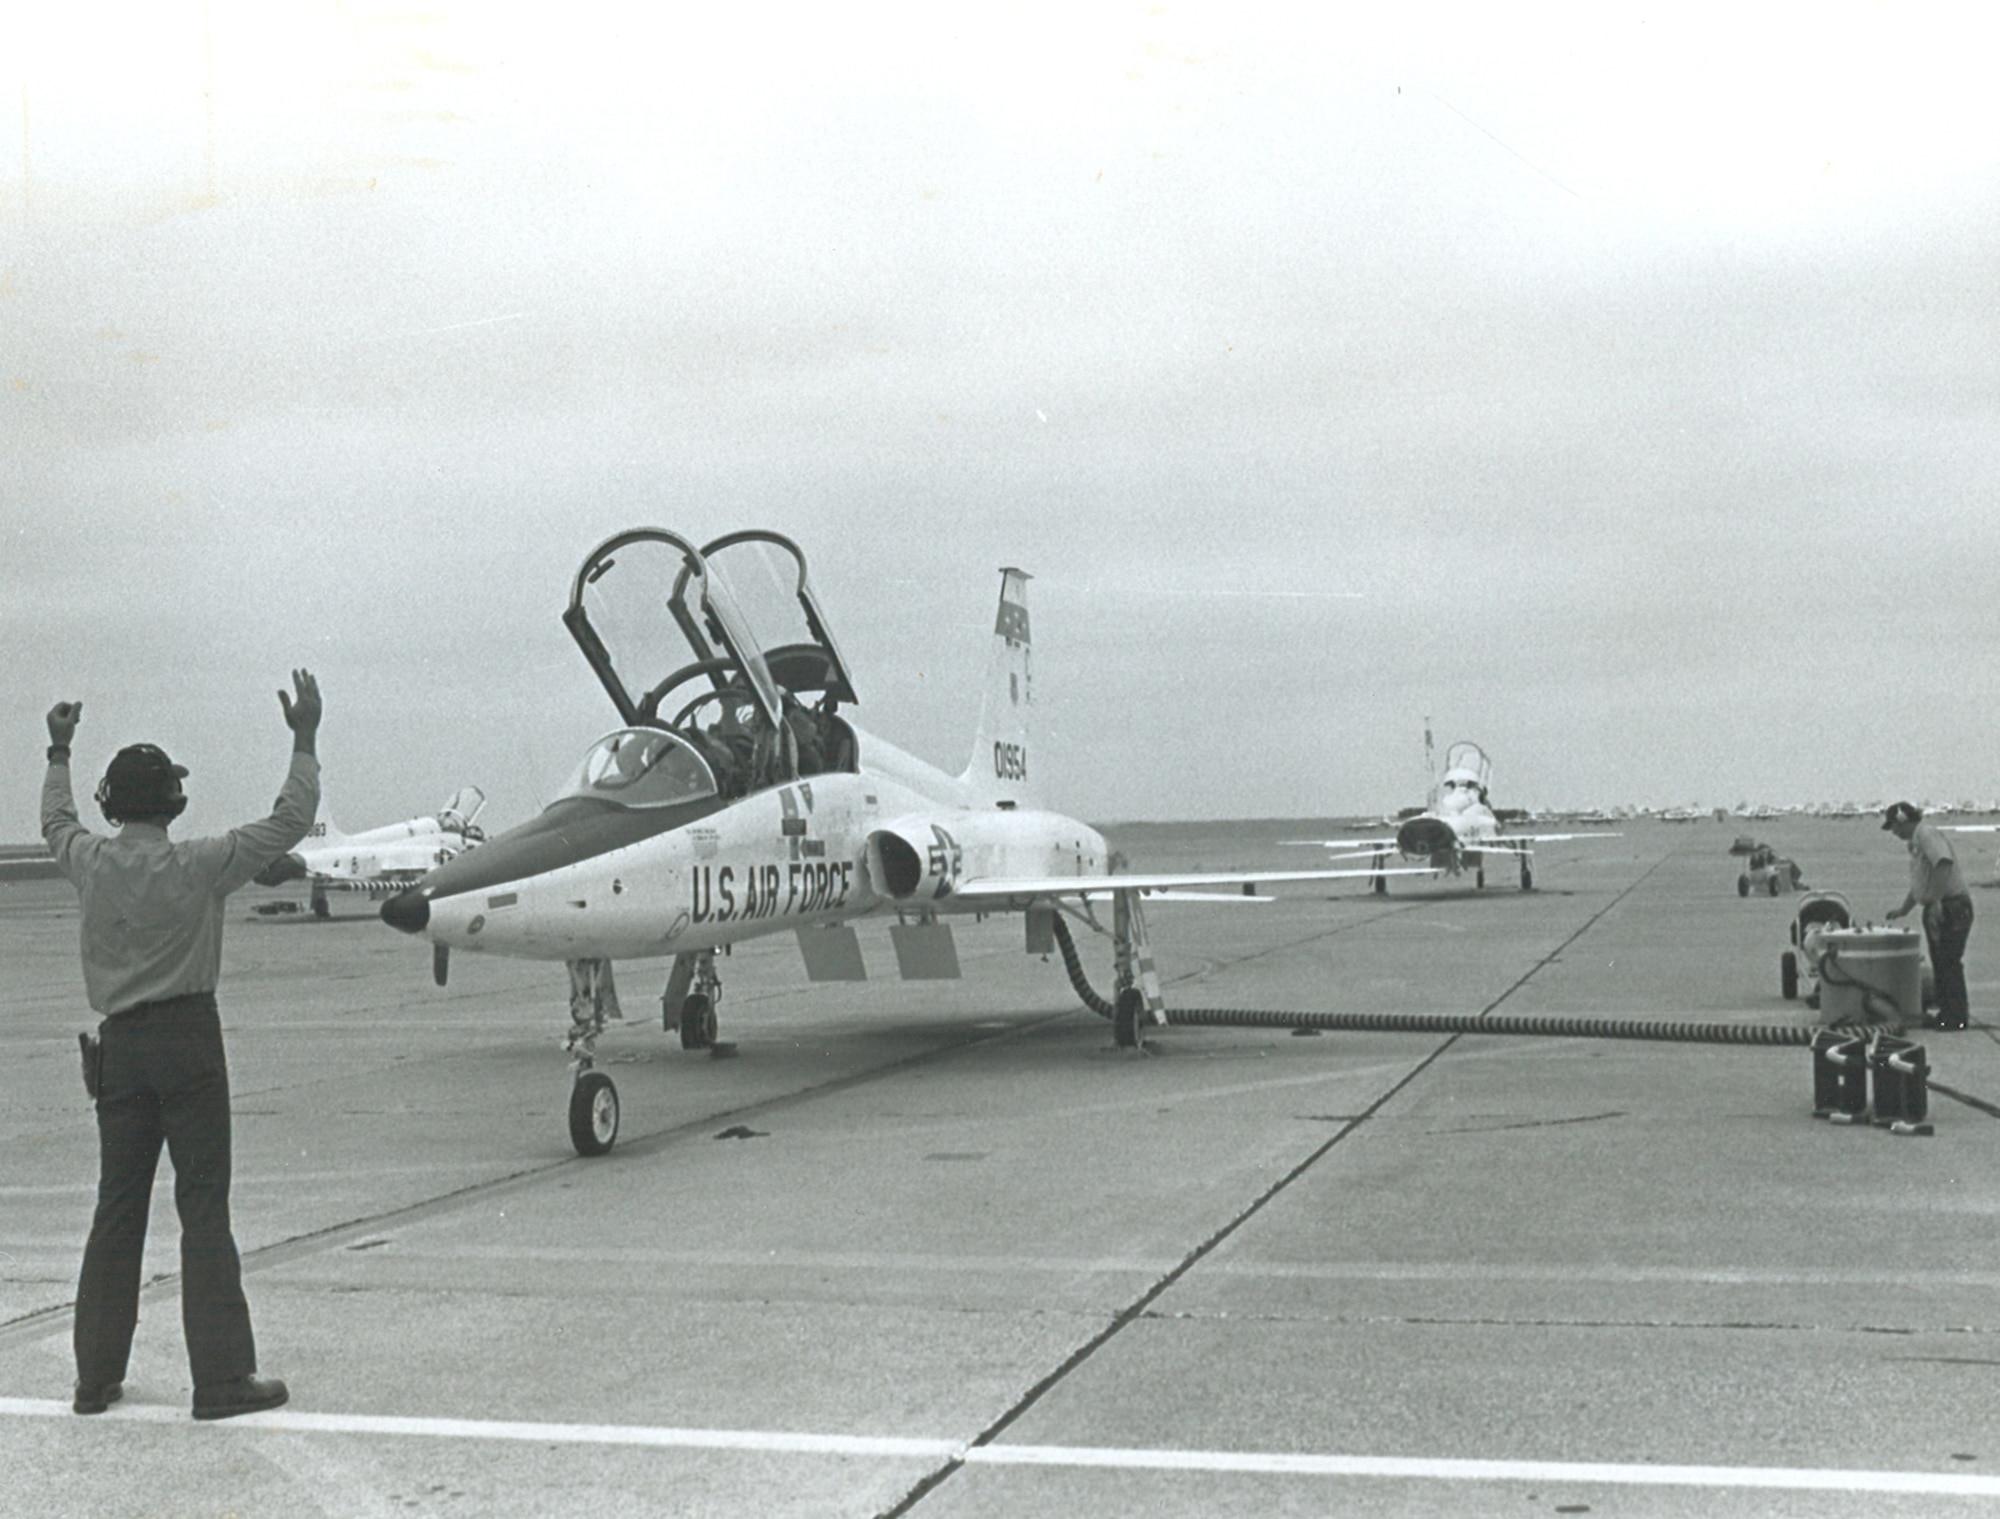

{"left": 74, "top": 993, "right": 256, "bottom": 1389}
{"left": 1924, "top": 895, "right": 1976, "bottom": 1031}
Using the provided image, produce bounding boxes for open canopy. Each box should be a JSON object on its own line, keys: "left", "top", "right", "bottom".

{"left": 563, "top": 528, "right": 857, "bottom": 731}
{"left": 561, "top": 528, "right": 861, "bottom": 797}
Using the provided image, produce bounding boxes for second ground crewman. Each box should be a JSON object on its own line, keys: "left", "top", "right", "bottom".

{"left": 1884, "top": 800, "right": 1975, "bottom": 1031}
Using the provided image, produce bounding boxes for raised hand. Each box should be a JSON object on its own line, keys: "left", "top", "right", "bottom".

{"left": 278, "top": 670, "right": 322, "bottom": 735}
{"left": 47, "top": 701, "right": 83, "bottom": 746}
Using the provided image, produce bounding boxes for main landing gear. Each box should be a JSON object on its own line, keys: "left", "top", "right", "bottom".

{"left": 664, "top": 949, "right": 722, "bottom": 1050}
{"left": 1108, "top": 889, "right": 1165, "bottom": 1052}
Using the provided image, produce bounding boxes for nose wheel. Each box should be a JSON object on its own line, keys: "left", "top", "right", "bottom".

{"left": 568, "top": 1069, "right": 620, "bottom": 1156}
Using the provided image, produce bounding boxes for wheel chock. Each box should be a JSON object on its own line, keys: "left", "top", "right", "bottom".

{"left": 1812, "top": 1030, "right": 1870, "bottom": 1123}
{"left": 1868, "top": 1035, "right": 1933, "bottom": 1137}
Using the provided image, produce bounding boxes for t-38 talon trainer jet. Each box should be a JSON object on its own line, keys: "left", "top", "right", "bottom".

{"left": 381, "top": 528, "right": 1413, "bottom": 1155}
{"left": 256, "top": 786, "right": 486, "bottom": 916}
{"left": 1290, "top": 740, "right": 1616, "bottom": 893}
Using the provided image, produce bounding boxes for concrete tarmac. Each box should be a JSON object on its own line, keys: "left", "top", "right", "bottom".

{"left": 2, "top": 816, "right": 1997, "bottom": 1517}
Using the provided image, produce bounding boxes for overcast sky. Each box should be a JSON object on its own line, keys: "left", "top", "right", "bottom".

{"left": 6, "top": 1, "right": 1998, "bottom": 838}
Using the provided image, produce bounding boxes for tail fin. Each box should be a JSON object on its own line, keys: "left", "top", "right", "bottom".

{"left": 959, "top": 567, "right": 1035, "bottom": 807}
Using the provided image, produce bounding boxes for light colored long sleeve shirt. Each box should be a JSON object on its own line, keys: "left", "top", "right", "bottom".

{"left": 42, "top": 752, "right": 320, "bottom": 1014}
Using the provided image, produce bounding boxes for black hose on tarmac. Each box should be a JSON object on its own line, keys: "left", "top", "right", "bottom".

{"left": 1051, "top": 911, "right": 1114, "bottom": 1017}
{"left": 1048, "top": 914, "right": 1884, "bottom": 1049}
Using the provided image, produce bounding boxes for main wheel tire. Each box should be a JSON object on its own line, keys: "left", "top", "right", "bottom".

{"left": 1371, "top": 875, "right": 1386, "bottom": 896}
{"left": 568, "top": 1071, "right": 619, "bottom": 1156}
{"left": 1112, "top": 987, "right": 1147, "bottom": 1050}
{"left": 1476, "top": 867, "right": 1486, "bottom": 889}
{"left": 1781, "top": 950, "right": 1799, "bottom": 1000}
{"left": 1520, "top": 864, "right": 1533, "bottom": 891}
{"left": 1738, "top": 875, "right": 1750, "bottom": 898}
{"left": 1767, "top": 875, "right": 1781, "bottom": 897}
{"left": 679, "top": 993, "right": 717, "bottom": 1050}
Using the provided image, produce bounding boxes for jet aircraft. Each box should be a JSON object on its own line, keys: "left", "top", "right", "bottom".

{"left": 1294, "top": 739, "right": 1615, "bottom": 892}
{"left": 381, "top": 528, "right": 1414, "bottom": 1155}
{"left": 258, "top": 787, "right": 486, "bottom": 916}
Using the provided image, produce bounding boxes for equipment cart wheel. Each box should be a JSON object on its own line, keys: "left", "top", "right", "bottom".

{"left": 678, "top": 993, "right": 717, "bottom": 1050}
{"left": 568, "top": 1071, "right": 619, "bottom": 1156}
{"left": 1476, "top": 866, "right": 1485, "bottom": 889}
{"left": 1112, "top": 987, "right": 1147, "bottom": 1050}
{"left": 1767, "top": 875, "right": 1781, "bottom": 897}
{"left": 1781, "top": 950, "right": 1799, "bottom": 1000}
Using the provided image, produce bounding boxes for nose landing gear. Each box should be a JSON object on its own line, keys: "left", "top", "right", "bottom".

{"left": 568, "top": 1070, "right": 620, "bottom": 1156}
{"left": 564, "top": 958, "right": 624, "bottom": 1156}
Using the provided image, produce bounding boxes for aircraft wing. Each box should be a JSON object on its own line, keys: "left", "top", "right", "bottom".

{"left": 1945, "top": 825, "right": 2000, "bottom": 833}
{"left": 1473, "top": 832, "right": 1623, "bottom": 849}
{"left": 1279, "top": 837, "right": 1396, "bottom": 850}
{"left": 950, "top": 865, "right": 1429, "bottom": 903}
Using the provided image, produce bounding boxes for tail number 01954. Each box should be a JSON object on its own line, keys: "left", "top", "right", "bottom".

{"left": 993, "top": 741, "right": 1028, "bottom": 781}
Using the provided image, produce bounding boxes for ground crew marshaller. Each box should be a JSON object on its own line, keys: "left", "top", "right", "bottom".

{"left": 42, "top": 671, "right": 321, "bottom": 1420}
{"left": 1883, "top": 800, "right": 1975, "bottom": 1032}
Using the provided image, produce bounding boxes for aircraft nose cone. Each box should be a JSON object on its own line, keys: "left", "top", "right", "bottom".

{"left": 380, "top": 888, "right": 431, "bottom": 934}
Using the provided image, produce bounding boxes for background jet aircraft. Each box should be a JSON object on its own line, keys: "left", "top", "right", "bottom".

{"left": 1294, "top": 739, "right": 1616, "bottom": 892}
{"left": 257, "top": 786, "right": 485, "bottom": 916}
{"left": 381, "top": 528, "right": 1415, "bottom": 1155}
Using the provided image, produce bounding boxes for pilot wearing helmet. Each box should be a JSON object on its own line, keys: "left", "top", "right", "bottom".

{"left": 40, "top": 671, "right": 321, "bottom": 1421}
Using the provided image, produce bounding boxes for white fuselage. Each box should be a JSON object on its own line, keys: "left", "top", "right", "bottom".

{"left": 299, "top": 816, "right": 469, "bottom": 883}
{"left": 424, "top": 725, "right": 1109, "bottom": 962}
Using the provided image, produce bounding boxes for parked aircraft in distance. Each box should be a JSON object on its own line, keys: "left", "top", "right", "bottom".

{"left": 380, "top": 528, "right": 1416, "bottom": 1155}
{"left": 257, "top": 787, "right": 485, "bottom": 917}
{"left": 1292, "top": 739, "right": 1617, "bottom": 892}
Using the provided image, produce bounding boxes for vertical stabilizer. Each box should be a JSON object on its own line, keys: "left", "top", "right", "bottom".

{"left": 960, "top": 567, "right": 1036, "bottom": 807}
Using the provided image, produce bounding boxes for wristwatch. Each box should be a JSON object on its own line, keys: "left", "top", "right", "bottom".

{"left": 47, "top": 744, "right": 71, "bottom": 763}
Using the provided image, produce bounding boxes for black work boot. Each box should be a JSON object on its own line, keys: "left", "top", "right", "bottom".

{"left": 72, "top": 1381, "right": 123, "bottom": 1415}
{"left": 192, "top": 1375, "right": 288, "bottom": 1421}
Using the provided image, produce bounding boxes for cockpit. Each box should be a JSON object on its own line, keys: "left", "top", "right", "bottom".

{"left": 561, "top": 529, "right": 862, "bottom": 799}
{"left": 1435, "top": 742, "right": 1494, "bottom": 814}
{"left": 552, "top": 728, "right": 719, "bottom": 810}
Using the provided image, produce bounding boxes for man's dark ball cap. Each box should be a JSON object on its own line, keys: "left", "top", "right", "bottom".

{"left": 105, "top": 744, "right": 189, "bottom": 790}
{"left": 1881, "top": 800, "right": 1922, "bottom": 830}
{"left": 98, "top": 744, "right": 190, "bottom": 821}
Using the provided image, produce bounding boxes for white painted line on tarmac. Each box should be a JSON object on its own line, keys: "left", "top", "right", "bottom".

{"left": 3, "top": 1398, "right": 1995, "bottom": 1496}
{"left": 0, "top": 1398, "right": 956, "bottom": 1458}
{"left": 967, "top": 1444, "right": 2000, "bottom": 1496}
